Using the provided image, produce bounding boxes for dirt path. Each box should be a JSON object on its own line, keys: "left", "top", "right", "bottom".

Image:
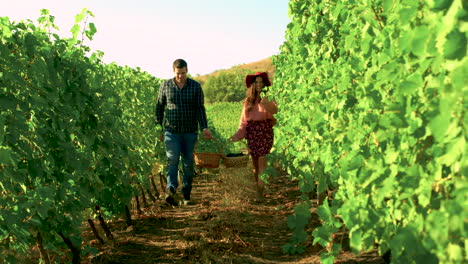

{"left": 82, "top": 166, "right": 384, "bottom": 264}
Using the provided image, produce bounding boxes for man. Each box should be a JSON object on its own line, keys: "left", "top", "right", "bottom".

{"left": 155, "top": 59, "right": 212, "bottom": 206}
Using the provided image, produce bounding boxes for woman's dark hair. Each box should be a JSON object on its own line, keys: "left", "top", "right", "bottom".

{"left": 244, "top": 76, "right": 264, "bottom": 113}
{"left": 173, "top": 59, "right": 188, "bottom": 69}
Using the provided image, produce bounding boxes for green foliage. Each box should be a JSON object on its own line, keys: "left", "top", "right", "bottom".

{"left": 0, "top": 11, "right": 162, "bottom": 261}
{"left": 274, "top": 0, "right": 467, "bottom": 263}
{"left": 204, "top": 68, "right": 253, "bottom": 103}
{"left": 205, "top": 101, "right": 246, "bottom": 154}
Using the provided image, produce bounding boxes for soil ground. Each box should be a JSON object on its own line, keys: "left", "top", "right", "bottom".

{"left": 23, "top": 163, "right": 385, "bottom": 264}
{"left": 81, "top": 164, "right": 385, "bottom": 264}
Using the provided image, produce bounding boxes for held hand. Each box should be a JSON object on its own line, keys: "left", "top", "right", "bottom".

{"left": 156, "top": 125, "right": 164, "bottom": 142}
{"left": 203, "top": 129, "right": 213, "bottom": 139}
{"left": 260, "top": 96, "right": 269, "bottom": 107}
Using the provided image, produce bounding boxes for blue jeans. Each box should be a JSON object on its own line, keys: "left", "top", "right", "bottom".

{"left": 164, "top": 131, "right": 198, "bottom": 200}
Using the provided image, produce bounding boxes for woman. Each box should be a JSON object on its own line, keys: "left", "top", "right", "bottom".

{"left": 230, "top": 72, "right": 278, "bottom": 201}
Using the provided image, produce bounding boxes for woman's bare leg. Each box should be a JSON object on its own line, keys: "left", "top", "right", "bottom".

{"left": 258, "top": 156, "right": 267, "bottom": 177}
{"left": 256, "top": 156, "right": 267, "bottom": 199}
{"left": 251, "top": 155, "right": 263, "bottom": 200}
{"left": 252, "top": 155, "right": 259, "bottom": 183}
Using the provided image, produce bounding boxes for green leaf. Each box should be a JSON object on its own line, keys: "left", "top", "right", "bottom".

{"left": 350, "top": 228, "right": 362, "bottom": 253}
{"left": 348, "top": 155, "right": 364, "bottom": 171}
{"left": 417, "top": 190, "right": 431, "bottom": 207}
{"left": 86, "top": 23, "right": 97, "bottom": 40}
{"left": 457, "top": 8, "right": 468, "bottom": 22}
{"left": 332, "top": 243, "right": 342, "bottom": 255}
{"left": 82, "top": 245, "right": 99, "bottom": 257}
{"left": 317, "top": 203, "right": 332, "bottom": 221}
{"left": 89, "top": 22, "right": 97, "bottom": 33}
{"left": 429, "top": 115, "right": 450, "bottom": 141}
{"left": 450, "top": 62, "right": 468, "bottom": 92}
{"left": 465, "top": 240, "right": 468, "bottom": 261}
{"left": 318, "top": 170, "right": 329, "bottom": 193}
{"left": 0, "top": 147, "right": 12, "bottom": 164}
{"left": 0, "top": 95, "right": 17, "bottom": 112}
{"left": 0, "top": 115, "right": 5, "bottom": 145}
{"left": 390, "top": 228, "right": 415, "bottom": 258}
{"left": 399, "top": 7, "right": 418, "bottom": 24}
{"left": 382, "top": 0, "right": 394, "bottom": 14}
{"left": 444, "top": 29, "right": 467, "bottom": 60}
{"left": 399, "top": 74, "right": 422, "bottom": 95}
{"left": 447, "top": 243, "right": 463, "bottom": 261}
{"left": 294, "top": 202, "right": 311, "bottom": 218}
{"left": 287, "top": 214, "right": 297, "bottom": 229}
{"left": 74, "top": 11, "right": 86, "bottom": 24}
{"left": 438, "top": 136, "right": 465, "bottom": 165}
{"left": 400, "top": 81, "right": 419, "bottom": 95}
{"left": 312, "top": 226, "right": 334, "bottom": 247}
{"left": 24, "top": 32, "right": 38, "bottom": 57}
{"left": 398, "top": 30, "right": 413, "bottom": 53}
{"left": 86, "top": 9, "right": 95, "bottom": 18}
{"left": 320, "top": 252, "right": 335, "bottom": 264}
{"left": 439, "top": 96, "right": 454, "bottom": 117}
{"left": 40, "top": 9, "right": 50, "bottom": 16}
{"left": 412, "top": 26, "right": 430, "bottom": 56}
{"left": 70, "top": 24, "right": 80, "bottom": 40}
{"left": 432, "top": 0, "right": 453, "bottom": 11}
{"left": 4, "top": 213, "right": 17, "bottom": 226}
{"left": 385, "top": 146, "right": 399, "bottom": 164}
{"left": 1, "top": 24, "right": 12, "bottom": 38}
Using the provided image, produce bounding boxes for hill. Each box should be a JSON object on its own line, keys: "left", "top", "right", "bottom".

{"left": 194, "top": 57, "right": 274, "bottom": 84}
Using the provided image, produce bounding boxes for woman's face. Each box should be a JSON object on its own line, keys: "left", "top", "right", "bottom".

{"left": 254, "top": 76, "right": 265, "bottom": 93}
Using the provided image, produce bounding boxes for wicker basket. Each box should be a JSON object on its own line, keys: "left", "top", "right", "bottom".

{"left": 224, "top": 154, "right": 249, "bottom": 168}
{"left": 223, "top": 141, "right": 249, "bottom": 168}
{"left": 193, "top": 138, "right": 222, "bottom": 168}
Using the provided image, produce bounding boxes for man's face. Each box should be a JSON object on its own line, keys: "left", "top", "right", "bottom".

{"left": 174, "top": 67, "right": 188, "bottom": 83}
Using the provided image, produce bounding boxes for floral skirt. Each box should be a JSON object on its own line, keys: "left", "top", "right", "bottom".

{"left": 245, "top": 119, "right": 274, "bottom": 157}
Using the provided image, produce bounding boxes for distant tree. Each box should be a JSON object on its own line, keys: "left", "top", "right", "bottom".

{"left": 203, "top": 68, "right": 253, "bottom": 103}
{"left": 196, "top": 78, "right": 206, "bottom": 87}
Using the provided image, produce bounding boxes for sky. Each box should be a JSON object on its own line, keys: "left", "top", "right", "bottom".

{"left": 2, "top": 0, "right": 291, "bottom": 79}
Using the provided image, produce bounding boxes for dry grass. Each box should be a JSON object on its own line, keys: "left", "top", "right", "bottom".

{"left": 194, "top": 57, "right": 274, "bottom": 83}
{"left": 19, "top": 163, "right": 384, "bottom": 264}
{"left": 218, "top": 165, "right": 256, "bottom": 206}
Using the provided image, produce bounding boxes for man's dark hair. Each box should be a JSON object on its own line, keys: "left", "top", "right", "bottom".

{"left": 173, "top": 59, "right": 187, "bottom": 69}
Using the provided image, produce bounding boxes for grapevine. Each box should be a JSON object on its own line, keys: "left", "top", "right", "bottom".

{"left": 271, "top": 0, "right": 467, "bottom": 263}
{"left": 0, "top": 9, "right": 163, "bottom": 263}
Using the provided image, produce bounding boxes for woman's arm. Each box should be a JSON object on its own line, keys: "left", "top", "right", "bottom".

{"left": 230, "top": 104, "right": 248, "bottom": 142}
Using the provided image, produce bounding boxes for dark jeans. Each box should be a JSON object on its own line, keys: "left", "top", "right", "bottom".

{"left": 164, "top": 131, "right": 197, "bottom": 200}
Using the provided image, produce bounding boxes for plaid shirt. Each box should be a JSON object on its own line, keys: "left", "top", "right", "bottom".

{"left": 155, "top": 78, "right": 208, "bottom": 133}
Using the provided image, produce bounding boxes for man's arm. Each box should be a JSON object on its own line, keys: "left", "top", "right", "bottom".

{"left": 196, "top": 83, "right": 208, "bottom": 130}
{"left": 196, "top": 83, "right": 212, "bottom": 139}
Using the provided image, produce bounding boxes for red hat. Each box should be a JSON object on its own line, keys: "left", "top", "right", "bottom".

{"left": 245, "top": 72, "right": 271, "bottom": 87}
